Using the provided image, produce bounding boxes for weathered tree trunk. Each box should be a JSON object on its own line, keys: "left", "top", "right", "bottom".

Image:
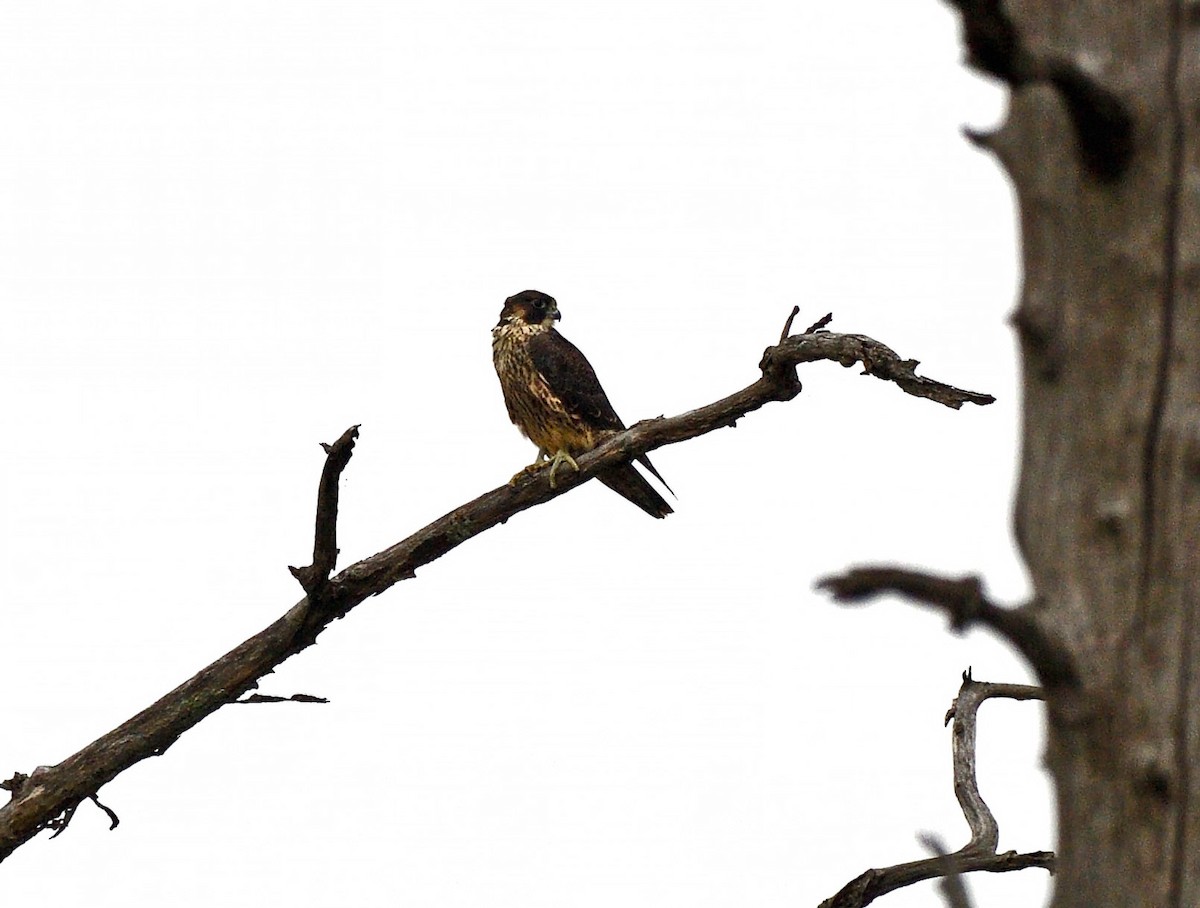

{"left": 989, "top": 2, "right": 1198, "bottom": 905}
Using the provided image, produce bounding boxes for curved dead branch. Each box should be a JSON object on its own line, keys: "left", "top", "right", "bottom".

{"left": 818, "top": 670, "right": 1052, "bottom": 908}
{"left": 0, "top": 312, "right": 993, "bottom": 861}
{"left": 817, "top": 567, "right": 1078, "bottom": 688}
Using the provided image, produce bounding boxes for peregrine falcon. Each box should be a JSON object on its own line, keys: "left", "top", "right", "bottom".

{"left": 492, "top": 290, "right": 673, "bottom": 518}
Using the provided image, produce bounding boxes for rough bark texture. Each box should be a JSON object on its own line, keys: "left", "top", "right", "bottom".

{"left": 984, "top": 2, "right": 1198, "bottom": 905}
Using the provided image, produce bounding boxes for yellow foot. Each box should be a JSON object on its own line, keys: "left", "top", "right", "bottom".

{"left": 508, "top": 450, "right": 553, "bottom": 485}
{"left": 547, "top": 450, "right": 579, "bottom": 489}
{"left": 508, "top": 463, "right": 543, "bottom": 485}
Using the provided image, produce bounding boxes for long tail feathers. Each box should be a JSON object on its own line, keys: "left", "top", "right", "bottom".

{"left": 598, "top": 463, "right": 673, "bottom": 519}
{"left": 636, "top": 453, "right": 675, "bottom": 498}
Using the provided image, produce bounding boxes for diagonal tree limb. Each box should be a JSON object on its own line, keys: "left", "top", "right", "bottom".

{"left": 0, "top": 313, "right": 994, "bottom": 861}
{"left": 817, "top": 567, "right": 1078, "bottom": 688}
{"left": 819, "top": 671, "right": 1053, "bottom": 908}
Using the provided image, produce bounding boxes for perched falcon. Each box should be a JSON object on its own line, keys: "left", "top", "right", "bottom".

{"left": 492, "top": 289, "right": 673, "bottom": 518}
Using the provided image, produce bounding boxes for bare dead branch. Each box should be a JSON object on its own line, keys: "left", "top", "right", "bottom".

{"left": 817, "top": 567, "right": 1078, "bottom": 688}
{"left": 765, "top": 333, "right": 996, "bottom": 409}
{"left": 779, "top": 305, "right": 801, "bottom": 343}
{"left": 289, "top": 425, "right": 360, "bottom": 597}
{"left": 822, "top": 848, "right": 1054, "bottom": 908}
{"left": 0, "top": 315, "right": 995, "bottom": 861}
{"left": 819, "top": 672, "right": 1052, "bottom": 908}
{"left": 803, "top": 312, "right": 834, "bottom": 335}
{"left": 44, "top": 803, "right": 77, "bottom": 840}
{"left": 946, "top": 670, "right": 1045, "bottom": 853}
{"left": 233, "top": 693, "right": 330, "bottom": 705}
{"left": 776, "top": 306, "right": 832, "bottom": 343}
{"left": 89, "top": 794, "right": 120, "bottom": 831}
{"left": 41, "top": 793, "right": 119, "bottom": 841}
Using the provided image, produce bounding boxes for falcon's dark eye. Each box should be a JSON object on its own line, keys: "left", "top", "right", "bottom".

{"left": 532, "top": 298, "right": 546, "bottom": 310}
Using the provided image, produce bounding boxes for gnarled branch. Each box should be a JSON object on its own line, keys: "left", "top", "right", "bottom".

{"left": 818, "top": 567, "right": 1078, "bottom": 688}
{"left": 288, "top": 424, "right": 360, "bottom": 598}
{"left": 819, "top": 671, "right": 1053, "bottom": 908}
{"left": 0, "top": 313, "right": 993, "bottom": 861}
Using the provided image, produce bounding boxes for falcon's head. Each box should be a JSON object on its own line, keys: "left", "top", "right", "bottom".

{"left": 498, "top": 290, "right": 560, "bottom": 328}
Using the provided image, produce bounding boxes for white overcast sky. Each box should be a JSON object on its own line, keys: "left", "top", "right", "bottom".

{"left": 1, "top": 3, "right": 1052, "bottom": 907}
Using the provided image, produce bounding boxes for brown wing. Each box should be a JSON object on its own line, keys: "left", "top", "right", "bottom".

{"left": 528, "top": 328, "right": 675, "bottom": 507}
{"left": 526, "top": 329, "right": 625, "bottom": 432}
